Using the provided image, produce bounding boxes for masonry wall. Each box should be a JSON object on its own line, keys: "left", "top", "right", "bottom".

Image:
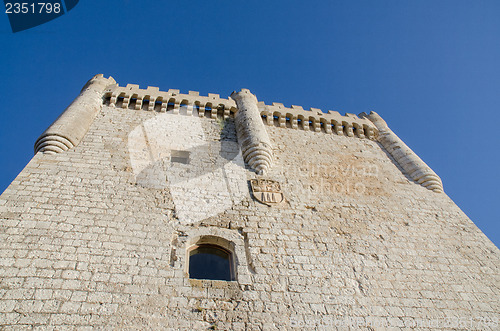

{"left": 0, "top": 102, "right": 499, "bottom": 330}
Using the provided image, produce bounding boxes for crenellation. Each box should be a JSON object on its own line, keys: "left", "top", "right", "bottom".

{"left": 104, "top": 84, "right": 238, "bottom": 119}
{"left": 147, "top": 86, "right": 159, "bottom": 92}
{"left": 258, "top": 101, "right": 378, "bottom": 138}
{"left": 310, "top": 107, "right": 321, "bottom": 114}
{"left": 105, "top": 80, "right": 379, "bottom": 142}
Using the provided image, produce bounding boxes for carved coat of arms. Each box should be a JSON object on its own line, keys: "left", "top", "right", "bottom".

{"left": 250, "top": 179, "right": 284, "bottom": 206}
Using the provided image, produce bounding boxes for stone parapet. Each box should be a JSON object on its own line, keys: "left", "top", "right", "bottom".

{"left": 258, "top": 101, "right": 378, "bottom": 139}
{"left": 104, "top": 82, "right": 378, "bottom": 139}
{"left": 104, "top": 84, "right": 238, "bottom": 119}
{"left": 34, "top": 75, "right": 443, "bottom": 196}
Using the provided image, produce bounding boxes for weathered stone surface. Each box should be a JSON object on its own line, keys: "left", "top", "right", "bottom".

{"left": 363, "top": 111, "right": 444, "bottom": 193}
{"left": 231, "top": 89, "right": 273, "bottom": 175}
{"left": 34, "top": 74, "right": 116, "bottom": 154}
{"left": 0, "top": 75, "right": 498, "bottom": 330}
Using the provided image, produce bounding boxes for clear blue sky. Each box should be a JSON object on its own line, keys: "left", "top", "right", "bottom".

{"left": 0, "top": 1, "right": 499, "bottom": 247}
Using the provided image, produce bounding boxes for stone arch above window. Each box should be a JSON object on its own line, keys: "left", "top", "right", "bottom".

{"left": 184, "top": 228, "right": 252, "bottom": 285}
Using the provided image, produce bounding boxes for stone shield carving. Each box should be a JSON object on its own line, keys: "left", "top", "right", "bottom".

{"left": 250, "top": 179, "right": 284, "bottom": 206}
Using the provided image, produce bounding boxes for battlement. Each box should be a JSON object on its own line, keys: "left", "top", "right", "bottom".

{"left": 35, "top": 75, "right": 443, "bottom": 193}
{"left": 103, "top": 83, "right": 378, "bottom": 139}
{"left": 100, "top": 80, "right": 445, "bottom": 193}
{"left": 104, "top": 84, "right": 238, "bottom": 120}
{"left": 257, "top": 101, "right": 377, "bottom": 139}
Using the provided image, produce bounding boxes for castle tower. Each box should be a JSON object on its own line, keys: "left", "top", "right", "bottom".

{"left": 0, "top": 75, "right": 498, "bottom": 329}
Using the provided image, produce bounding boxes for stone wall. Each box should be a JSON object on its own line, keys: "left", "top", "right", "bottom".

{"left": 0, "top": 84, "right": 499, "bottom": 329}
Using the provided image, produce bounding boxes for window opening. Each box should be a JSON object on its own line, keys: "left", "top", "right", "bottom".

{"left": 167, "top": 100, "right": 175, "bottom": 112}
{"left": 171, "top": 150, "right": 190, "bottom": 164}
{"left": 116, "top": 96, "right": 124, "bottom": 107}
{"left": 189, "top": 244, "right": 233, "bottom": 281}
{"left": 154, "top": 100, "right": 162, "bottom": 111}
{"left": 129, "top": 97, "right": 138, "bottom": 108}
{"left": 205, "top": 105, "right": 212, "bottom": 118}
{"left": 180, "top": 103, "right": 189, "bottom": 115}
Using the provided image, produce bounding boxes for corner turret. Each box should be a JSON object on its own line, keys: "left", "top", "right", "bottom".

{"left": 34, "top": 74, "right": 116, "bottom": 154}
{"left": 363, "top": 111, "right": 444, "bottom": 193}
{"left": 231, "top": 89, "right": 273, "bottom": 175}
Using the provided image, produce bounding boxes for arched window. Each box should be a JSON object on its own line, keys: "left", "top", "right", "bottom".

{"left": 188, "top": 244, "right": 234, "bottom": 281}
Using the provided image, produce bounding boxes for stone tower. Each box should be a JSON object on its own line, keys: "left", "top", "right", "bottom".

{"left": 0, "top": 74, "right": 498, "bottom": 329}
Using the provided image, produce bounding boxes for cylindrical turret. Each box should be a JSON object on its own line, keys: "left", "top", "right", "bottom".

{"left": 230, "top": 89, "right": 273, "bottom": 175}
{"left": 365, "top": 111, "right": 443, "bottom": 193}
{"left": 34, "top": 74, "right": 116, "bottom": 154}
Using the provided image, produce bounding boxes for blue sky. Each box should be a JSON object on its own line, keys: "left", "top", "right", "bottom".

{"left": 0, "top": 0, "right": 499, "bottom": 247}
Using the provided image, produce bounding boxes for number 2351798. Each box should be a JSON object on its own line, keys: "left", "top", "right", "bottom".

{"left": 5, "top": 2, "right": 62, "bottom": 14}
